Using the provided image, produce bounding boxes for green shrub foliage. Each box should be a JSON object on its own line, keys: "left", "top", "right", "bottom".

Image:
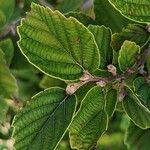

{"left": 1, "top": 0, "right": 150, "bottom": 149}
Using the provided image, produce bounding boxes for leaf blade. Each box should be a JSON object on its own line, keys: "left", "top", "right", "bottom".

{"left": 118, "top": 40, "right": 140, "bottom": 72}
{"left": 125, "top": 122, "right": 150, "bottom": 150}
{"left": 18, "top": 3, "right": 100, "bottom": 81}
{"left": 88, "top": 25, "right": 113, "bottom": 69}
{"left": 105, "top": 89, "right": 118, "bottom": 117}
{"left": 13, "top": 87, "right": 76, "bottom": 150}
{"left": 111, "top": 24, "right": 150, "bottom": 51}
{"left": 69, "top": 86, "right": 108, "bottom": 149}
{"left": 123, "top": 87, "right": 150, "bottom": 129}
{"left": 94, "top": 0, "right": 132, "bottom": 32}
{"left": 109, "top": 0, "right": 150, "bottom": 23}
{"left": 134, "top": 77, "right": 150, "bottom": 109}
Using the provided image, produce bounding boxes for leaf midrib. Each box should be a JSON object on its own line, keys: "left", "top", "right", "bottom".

{"left": 25, "top": 95, "right": 69, "bottom": 150}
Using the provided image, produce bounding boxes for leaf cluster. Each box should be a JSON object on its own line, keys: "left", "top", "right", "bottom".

{"left": 1, "top": 0, "right": 150, "bottom": 149}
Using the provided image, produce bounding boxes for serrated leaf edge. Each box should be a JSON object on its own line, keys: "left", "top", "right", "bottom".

{"left": 17, "top": 2, "right": 100, "bottom": 82}
{"left": 12, "top": 86, "right": 77, "bottom": 150}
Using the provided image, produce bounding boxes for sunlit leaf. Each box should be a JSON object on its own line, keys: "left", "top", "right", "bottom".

{"left": 18, "top": 3, "right": 100, "bottom": 81}
{"left": 118, "top": 41, "right": 140, "bottom": 72}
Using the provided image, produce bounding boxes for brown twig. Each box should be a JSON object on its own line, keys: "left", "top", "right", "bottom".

{"left": 66, "top": 46, "right": 150, "bottom": 95}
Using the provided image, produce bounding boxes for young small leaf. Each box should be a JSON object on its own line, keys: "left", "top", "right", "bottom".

{"left": 123, "top": 87, "right": 150, "bottom": 129}
{"left": 118, "top": 41, "right": 140, "bottom": 72}
{"left": 125, "top": 122, "right": 150, "bottom": 150}
{"left": 88, "top": 25, "right": 113, "bottom": 69}
{"left": 13, "top": 87, "right": 76, "bottom": 150}
{"left": 109, "top": 0, "right": 150, "bottom": 23}
{"left": 94, "top": 0, "right": 132, "bottom": 32}
{"left": 69, "top": 86, "right": 108, "bottom": 149}
{"left": 18, "top": 3, "right": 100, "bottom": 81}
{"left": 134, "top": 77, "right": 150, "bottom": 109}
{"left": 105, "top": 89, "right": 118, "bottom": 117}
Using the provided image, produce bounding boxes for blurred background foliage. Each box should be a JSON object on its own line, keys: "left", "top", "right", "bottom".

{"left": 0, "top": 0, "right": 131, "bottom": 149}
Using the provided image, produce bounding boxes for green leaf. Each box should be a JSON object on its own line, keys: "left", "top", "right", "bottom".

{"left": 0, "top": 49, "right": 17, "bottom": 98}
{"left": 94, "top": 0, "right": 132, "bottom": 32}
{"left": 13, "top": 87, "right": 76, "bottom": 150}
{"left": 39, "top": 75, "right": 66, "bottom": 89}
{"left": 65, "top": 12, "right": 96, "bottom": 27}
{"left": 105, "top": 89, "right": 117, "bottom": 117}
{"left": 125, "top": 122, "right": 150, "bottom": 150}
{"left": 75, "top": 82, "right": 95, "bottom": 103}
{"left": 111, "top": 24, "right": 150, "bottom": 51}
{"left": 57, "top": 0, "right": 84, "bottom": 13}
{"left": 118, "top": 40, "right": 140, "bottom": 72}
{"left": 69, "top": 86, "right": 108, "bottom": 149}
{"left": 0, "top": 38, "right": 14, "bottom": 66}
{"left": 18, "top": 3, "right": 100, "bottom": 81}
{"left": 0, "top": 0, "right": 15, "bottom": 29}
{"left": 109, "top": 0, "right": 150, "bottom": 23}
{"left": 123, "top": 87, "right": 150, "bottom": 129}
{"left": 0, "top": 96, "right": 9, "bottom": 124}
{"left": 88, "top": 25, "right": 113, "bottom": 69}
{"left": 134, "top": 77, "right": 150, "bottom": 109}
